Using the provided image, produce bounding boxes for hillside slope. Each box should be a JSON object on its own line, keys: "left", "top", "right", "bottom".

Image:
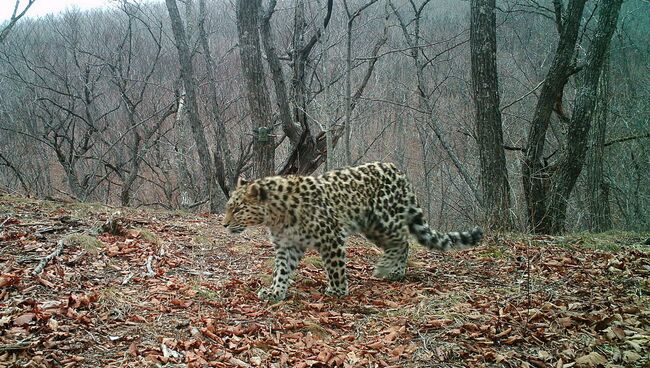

{"left": 1, "top": 195, "right": 648, "bottom": 367}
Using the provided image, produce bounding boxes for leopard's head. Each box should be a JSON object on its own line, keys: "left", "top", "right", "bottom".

{"left": 222, "top": 178, "right": 269, "bottom": 234}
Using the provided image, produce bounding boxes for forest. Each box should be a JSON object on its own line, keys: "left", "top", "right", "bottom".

{"left": 0, "top": 0, "right": 647, "bottom": 234}
{"left": 1, "top": 1, "right": 649, "bottom": 367}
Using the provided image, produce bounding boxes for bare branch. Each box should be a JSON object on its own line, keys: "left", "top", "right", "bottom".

{"left": 0, "top": 0, "right": 36, "bottom": 43}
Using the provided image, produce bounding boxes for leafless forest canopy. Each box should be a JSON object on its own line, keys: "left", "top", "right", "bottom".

{"left": 0, "top": 0, "right": 648, "bottom": 233}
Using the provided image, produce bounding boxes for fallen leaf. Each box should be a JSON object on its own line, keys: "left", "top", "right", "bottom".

{"left": 170, "top": 299, "right": 193, "bottom": 308}
{"left": 13, "top": 313, "right": 35, "bottom": 326}
{"left": 622, "top": 350, "right": 641, "bottom": 363}
{"left": 128, "top": 342, "right": 139, "bottom": 356}
{"left": 575, "top": 351, "right": 607, "bottom": 367}
{"left": 0, "top": 273, "right": 20, "bottom": 288}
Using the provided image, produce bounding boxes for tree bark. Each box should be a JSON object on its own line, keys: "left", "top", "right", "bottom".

{"left": 587, "top": 55, "right": 612, "bottom": 232}
{"left": 522, "top": 0, "right": 586, "bottom": 233}
{"left": 236, "top": 0, "right": 275, "bottom": 178}
{"left": 278, "top": 0, "right": 335, "bottom": 175}
{"left": 545, "top": 0, "right": 623, "bottom": 233}
{"left": 199, "top": 0, "right": 235, "bottom": 194}
{"left": 470, "top": 0, "right": 512, "bottom": 230}
{"left": 260, "top": 0, "right": 301, "bottom": 147}
{"left": 166, "top": 0, "right": 220, "bottom": 212}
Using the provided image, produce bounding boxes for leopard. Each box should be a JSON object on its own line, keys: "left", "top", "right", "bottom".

{"left": 222, "top": 162, "right": 483, "bottom": 301}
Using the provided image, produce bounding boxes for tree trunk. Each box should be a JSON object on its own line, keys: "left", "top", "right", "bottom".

{"left": 260, "top": 0, "right": 301, "bottom": 147}
{"left": 545, "top": 0, "right": 623, "bottom": 233}
{"left": 199, "top": 0, "right": 235, "bottom": 193}
{"left": 470, "top": 0, "right": 512, "bottom": 230}
{"left": 174, "top": 90, "right": 196, "bottom": 210}
{"left": 166, "top": 0, "right": 220, "bottom": 213}
{"left": 587, "top": 56, "right": 612, "bottom": 232}
{"left": 522, "top": 0, "right": 586, "bottom": 233}
{"left": 344, "top": 19, "right": 354, "bottom": 166}
{"left": 236, "top": 0, "right": 275, "bottom": 178}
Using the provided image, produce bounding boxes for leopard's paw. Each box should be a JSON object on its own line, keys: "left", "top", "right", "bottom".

{"left": 257, "top": 287, "right": 285, "bottom": 302}
{"left": 325, "top": 286, "right": 348, "bottom": 297}
{"left": 373, "top": 267, "right": 406, "bottom": 281}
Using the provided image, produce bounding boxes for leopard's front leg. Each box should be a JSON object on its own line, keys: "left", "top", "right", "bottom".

{"left": 258, "top": 245, "right": 304, "bottom": 301}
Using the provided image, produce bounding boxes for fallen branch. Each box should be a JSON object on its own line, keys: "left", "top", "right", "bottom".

{"left": 0, "top": 340, "right": 32, "bottom": 352}
{"left": 32, "top": 239, "right": 65, "bottom": 275}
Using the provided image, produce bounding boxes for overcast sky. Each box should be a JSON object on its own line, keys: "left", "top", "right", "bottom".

{"left": 0, "top": 0, "right": 114, "bottom": 21}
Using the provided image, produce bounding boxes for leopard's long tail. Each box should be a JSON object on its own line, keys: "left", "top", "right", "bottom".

{"left": 408, "top": 210, "right": 483, "bottom": 251}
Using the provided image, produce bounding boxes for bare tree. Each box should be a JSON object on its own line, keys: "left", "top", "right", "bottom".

{"left": 198, "top": 0, "right": 235, "bottom": 192}
{"left": 586, "top": 55, "right": 612, "bottom": 231}
{"left": 390, "top": 0, "right": 481, "bottom": 205}
{"left": 236, "top": 0, "right": 274, "bottom": 178}
{"left": 166, "top": 0, "right": 220, "bottom": 212}
{"left": 259, "top": 0, "right": 384, "bottom": 175}
{"left": 521, "top": 0, "right": 587, "bottom": 233}
{"left": 470, "top": 0, "right": 512, "bottom": 229}
{"left": 343, "top": 0, "right": 380, "bottom": 166}
{"left": 544, "top": 0, "right": 623, "bottom": 233}
{"left": 0, "top": 0, "right": 36, "bottom": 43}
{"left": 522, "top": 0, "right": 623, "bottom": 233}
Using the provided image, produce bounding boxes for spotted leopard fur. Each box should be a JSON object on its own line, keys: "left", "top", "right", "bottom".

{"left": 223, "top": 162, "right": 483, "bottom": 301}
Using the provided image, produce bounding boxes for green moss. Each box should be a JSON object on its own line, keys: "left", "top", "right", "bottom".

{"left": 135, "top": 228, "right": 158, "bottom": 243}
{"left": 63, "top": 233, "right": 103, "bottom": 254}
{"left": 303, "top": 255, "right": 323, "bottom": 268}
{"left": 479, "top": 246, "right": 509, "bottom": 259}
{"left": 192, "top": 235, "right": 213, "bottom": 246}
{"left": 194, "top": 286, "right": 220, "bottom": 300}
{"left": 557, "top": 231, "right": 650, "bottom": 252}
{"left": 259, "top": 273, "right": 273, "bottom": 285}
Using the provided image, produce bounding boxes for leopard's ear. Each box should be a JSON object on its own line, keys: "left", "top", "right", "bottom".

{"left": 247, "top": 182, "right": 268, "bottom": 202}
{"left": 237, "top": 177, "right": 249, "bottom": 188}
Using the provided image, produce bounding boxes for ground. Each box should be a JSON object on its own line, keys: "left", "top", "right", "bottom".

{"left": 0, "top": 194, "right": 648, "bottom": 368}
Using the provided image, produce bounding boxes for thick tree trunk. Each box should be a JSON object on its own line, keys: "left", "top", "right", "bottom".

{"left": 166, "top": 0, "right": 220, "bottom": 212}
{"left": 545, "top": 0, "right": 623, "bottom": 233}
{"left": 236, "top": 0, "right": 275, "bottom": 178}
{"left": 587, "top": 56, "right": 612, "bottom": 232}
{"left": 522, "top": 0, "right": 586, "bottom": 233}
{"left": 470, "top": 0, "right": 512, "bottom": 230}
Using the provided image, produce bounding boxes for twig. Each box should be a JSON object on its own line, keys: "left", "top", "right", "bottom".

{"left": 35, "top": 226, "right": 67, "bottom": 234}
{"left": 159, "top": 244, "right": 166, "bottom": 257}
{"left": 145, "top": 256, "right": 155, "bottom": 277}
{"left": 32, "top": 239, "right": 65, "bottom": 275}
{"left": 0, "top": 339, "right": 33, "bottom": 352}
{"left": 122, "top": 272, "right": 134, "bottom": 285}
{"left": 501, "top": 79, "right": 545, "bottom": 111}
{"left": 604, "top": 132, "right": 650, "bottom": 147}
{"left": 0, "top": 217, "right": 12, "bottom": 228}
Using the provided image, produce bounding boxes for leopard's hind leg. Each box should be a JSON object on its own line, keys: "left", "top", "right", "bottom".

{"left": 368, "top": 228, "right": 410, "bottom": 281}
